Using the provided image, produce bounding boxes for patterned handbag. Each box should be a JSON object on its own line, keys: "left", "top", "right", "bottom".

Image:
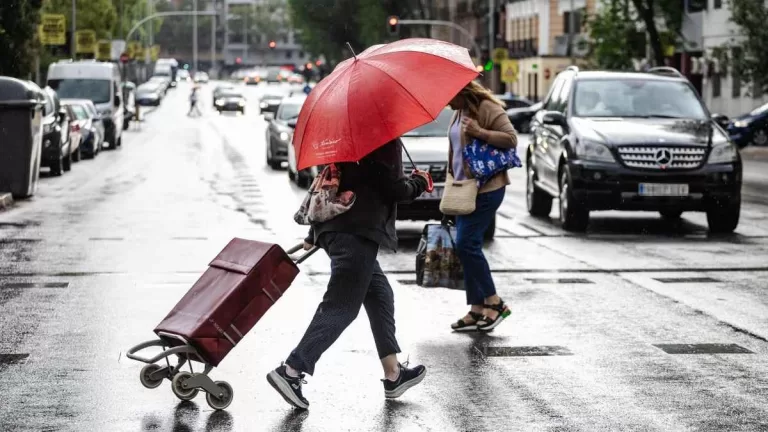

{"left": 462, "top": 138, "right": 522, "bottom": 187}
{"left": 294, "top": 164, "right": 356, "bottom": 225}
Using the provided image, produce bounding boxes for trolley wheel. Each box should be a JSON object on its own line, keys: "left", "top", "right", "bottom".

{"left": 171, "top": 372, "right": 199, "bottom": 401}
{"left": 139, "top": 364, "right": 164, "bottom": 389}
{"left": 206, "top": 381, "right": 234, "bottom": 410}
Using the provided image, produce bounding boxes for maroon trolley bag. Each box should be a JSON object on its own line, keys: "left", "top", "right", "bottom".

{"left": 154, "top": 238, "right": 306, "bottom": 366}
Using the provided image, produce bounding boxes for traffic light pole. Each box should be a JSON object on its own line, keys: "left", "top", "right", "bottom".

{"left": 398, "top": 20, "right": 482, "bottom": 62}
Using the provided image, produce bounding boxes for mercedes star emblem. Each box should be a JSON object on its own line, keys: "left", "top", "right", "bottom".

{"left": 654, "top": 148, "right": 673, "bottom": 167}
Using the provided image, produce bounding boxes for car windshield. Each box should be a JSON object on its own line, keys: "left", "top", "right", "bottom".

{"left": 573, "top": 79, "right": 707, "bottom": 120}
{"left": 278, "top": 103, "right": 303, "bottom": 120}
{"left": 749, "top": 102, "right": 768, "bottom": 116}
{"left": 137, "top": 85, "right": 158, "bottom": 95}
{"left": 220, "top": 92, "right": 242, "bottom": 98}
{"left": 49, "top": 79, "right": 111, "bottom": 104}
{"left": 402, "top": 109, "right": 454, "bottom": 137}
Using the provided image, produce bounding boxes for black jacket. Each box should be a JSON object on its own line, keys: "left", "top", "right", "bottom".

{"left": 306, "top": 139, "right": 427, "bottom": 251}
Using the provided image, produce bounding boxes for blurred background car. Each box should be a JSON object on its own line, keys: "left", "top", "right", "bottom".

{"left": 726, "top": 102, "right": 768, "bottom": 148}
{"left": 213, "top": 84, "right": 236, "bottom": 107}
{"left": 215, "top": 89, "right": 247, "bottom": 114}
{"left": 495, "top": 93, "right": 534, "bottom": 110}
{"left": 39, "top": 86, "right": 73, "bottom": 176}
{"left": 194, "top": 72, "right": 210, "bottom": 84}
{"left": 287, "top": 74, "right": 304, "bottom": 85}
{"left": 61, "top": 102, "right": 88, "bottom": 163}
{"left": 177, "top": 69, "right": 190, "bottom": 82}
{"left": 507, "top": 101, "right": 542, "bottom": 133}
{"left": 63, "top": 99, "right": 104, "bottom": 158}
{"left": 135, "top": 82, "right": 164, "bottom": 107}
{"left": 259, "top": 93, "right": 285, "bottom": 116}
{"left": 266, "top": 94, "right": 305, "bottom": 170}
{"left": 148, "top": 75, "right": 171, "bottom": 95}
{"left": 244, "top": 72, "right": 261, "bottom": 85}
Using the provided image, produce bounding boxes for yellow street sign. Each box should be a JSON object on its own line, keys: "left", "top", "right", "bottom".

{"left": 127, "top": 41, "right": 141, "bottom": 59}
{"left": 151, "top": 45, "right": 161, "bottom": 62}
{"left": 75, "top": 30, "right": 97, "bottom": 54}
{"left": 39, "top": 14, "right": 66, "bottom": 46}
{"left": 97, "top": 40, "right": 111, "bottom": 60}
{"left": 492, "top": 48, "right": 508, "bottom": 64}
{"left": 501, "top": 59, "right": 519, "bottom": 84}
{"left": 135, "top": 45, "right": 145, "bottom": 61}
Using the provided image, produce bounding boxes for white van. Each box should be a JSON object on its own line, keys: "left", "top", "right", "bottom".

{"left": 47, "top": 60, "right": 124, "bottom": 148}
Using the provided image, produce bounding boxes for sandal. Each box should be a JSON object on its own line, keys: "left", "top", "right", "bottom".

{"left": 477, "top": 300, "right": 511, "bottom": 332}
{"left": 451, "top": 311, "right": 484, "bottom": 332}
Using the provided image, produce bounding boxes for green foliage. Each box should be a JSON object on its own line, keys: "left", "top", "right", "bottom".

{"left": 43, "top": 0, "right": 117, "bottom": 39}
{"left": 726, "top": 0, "right": 768, "bottom": 94}
{"left": 587, "top": 0, "right": 634, "bottom": 70}
{"left": 0, "top": 0, "right": 43, "bottom": 78}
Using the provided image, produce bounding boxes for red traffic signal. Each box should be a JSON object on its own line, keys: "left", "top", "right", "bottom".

{"left": 120, "top": 52, "right": 130, "bottom": 63}
{"left": 315, "top": 60, "right": 322, "bottom": 66}
{"left": 235, "top": 57, "right": 242, "bottom": 64}
{"left": 387, "top": 16, "right": 400, "bottom": 35}
{"left": 268, "top": 40, "right": 276, "bottom": 49}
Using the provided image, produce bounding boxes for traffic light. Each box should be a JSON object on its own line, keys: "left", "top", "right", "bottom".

{"left": 235, "top": 57, "right": 242, "bottom": 64}
{"left": 269, "top": 40, "right": 276, "bottom": 49}
{"left": 387, "top": 16, "right": 400, "bottom": 35}
{"left": 183, "top": 64, "right": 190, "bottom": 70}
{"left": 484, "top": 59, "right": 494, "bottom": 72}
{"left": 315, "top": 60, "right": 322, "bottom": 66}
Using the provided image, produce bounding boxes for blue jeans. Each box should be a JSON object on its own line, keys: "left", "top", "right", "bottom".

{"left": 455, "top": 187, "right": 505, "bottom": 305}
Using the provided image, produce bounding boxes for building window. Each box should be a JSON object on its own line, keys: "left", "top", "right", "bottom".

{"left": 712, "top": 74, "right": 721, "bottom": 98}
{"left": 563, "top": 10, "right": 582, "bottom": 34}
{"left": 714, "top": 0, "right": 722, "bottom": 8}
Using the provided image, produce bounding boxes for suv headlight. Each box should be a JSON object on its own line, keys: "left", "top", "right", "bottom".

{"left": 733, "top": 120, "right": 749, "bottom": 128}
{"left": 708, "top": 141, "right": 738, "bottom": 164}
{"left": 575, "top": 140, "right": 615, "bottom": 162}
{"left": 215, "top": 99, "right": 224, "bottom": 106}
{"left": 279, "top": 131, "right": 291, "bottom": 142}
{"left": 238, "top": 100, "right": 246, "bottom": 106}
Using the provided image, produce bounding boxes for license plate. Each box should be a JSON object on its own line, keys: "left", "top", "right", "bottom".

{"left": 418, "top": 186, "right": 443, "bottom": 200}
{"left": 638, "top": 183, "right": 689, "bottom": 196}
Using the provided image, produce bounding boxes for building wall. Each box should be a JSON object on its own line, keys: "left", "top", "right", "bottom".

{"left": 699, "top": 0, "right": 768, "bottom": 117}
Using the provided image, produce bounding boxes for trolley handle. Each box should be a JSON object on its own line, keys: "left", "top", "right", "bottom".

{"left": 286, "top": 243, "right": 320, "bottom": 264}
{"left": 126, "top": 339, "right": 199, "bottom": 364}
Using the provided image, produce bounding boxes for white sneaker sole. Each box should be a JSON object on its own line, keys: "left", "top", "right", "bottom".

{"left": 384, "top": 369, "right": 427, "bottom": 399}
{"left": 478, "top": 313, "right": 509, "bottom": 332}
{"left": 267, "top": 370, "right": 309, "bottom": 410}
{"left": 452, "top": 324, "right": 478, "bottom": 332}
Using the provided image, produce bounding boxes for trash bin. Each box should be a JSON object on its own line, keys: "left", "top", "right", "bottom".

{"left": 0, "top": 77, "right": 44, "bottom": 198}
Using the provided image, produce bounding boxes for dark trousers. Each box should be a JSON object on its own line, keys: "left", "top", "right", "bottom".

{"left": 455, "top": 187, "right": 505, "bottom": 305}
{"left": 286, "top": 232, "right": 401, "bottom": 375}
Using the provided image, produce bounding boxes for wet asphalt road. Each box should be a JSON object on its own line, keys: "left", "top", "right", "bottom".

{"left": 1, "top": 81, "right": 768, "bottom": 432}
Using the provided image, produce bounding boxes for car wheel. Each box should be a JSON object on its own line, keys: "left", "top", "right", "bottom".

{"left": 484, "top": 216, "right": 496, "bottom": 241}
{"left": 520, "top": 119, "right": 531, "bottom": 134}
{"left": 62, "top": 144, "right": 72, "bottom": 172}
{"left": 559, "top": 170, "right": 589, "bottom": 232}
{"left": 707, "top": 196, "right": 740, "bottom": 234}
{"left": 752, "top": 128, "right": 768, "bottom": 147}
{"left": 527, "top": 165, "right": 553, "bottom": 217}
{"left": 288, "top": 168, "right": 297, "bottom": 183}
{"left": 297, "top": 172, "right": 310, "bottom": 189}
{"left": 72, "top": 144, "right": 81, "bottom": 162}
{"left": 659, "top": 209, "right": 683, "bottom": 220}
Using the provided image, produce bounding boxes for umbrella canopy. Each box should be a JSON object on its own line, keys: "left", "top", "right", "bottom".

{"left": 293, "top": 38, "right": 479, "bottom": 170}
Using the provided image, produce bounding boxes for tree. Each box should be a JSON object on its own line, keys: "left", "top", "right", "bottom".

{"left": 587, "top": 0, "right": 634, "bottom": 70}
{"left": 0, "top": 0, "right": 43, "bottom": 78}
{"left": 43, "top": 0, "right": 117, "bottom": 39}
{"left": 726, "top": 0, "right": 768, "bottom": 95}
{"left": 627, "top": 0, "right": 682, "bottom": 66}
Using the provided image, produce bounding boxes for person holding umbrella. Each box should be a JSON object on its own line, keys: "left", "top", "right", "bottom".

{"left": 266, "top": 39, "right": 480, "bottom": 410}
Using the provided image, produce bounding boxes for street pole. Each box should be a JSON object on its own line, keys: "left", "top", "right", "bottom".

{"left": 145, "top": 0, "right": 152, "bottom": 65}
{"left": 488, "top": 0, "right": 498, "bottom": 92}
{"left": 211, "top": 14, "right": 216, "bottom": 74}
{"left": 120, "top": 0, "right": 125, "bottom": 39}
{"left": 193, "top": 0, "right": 199, "bottom": 73}
{"left": 71, "top": 0, "right": 76, "bottom": 59}
{"left": 569, "top": 0, "right": 576, "bottom": 65}
{"left": 149, "top": 0, "right": 154, "bottom": 65}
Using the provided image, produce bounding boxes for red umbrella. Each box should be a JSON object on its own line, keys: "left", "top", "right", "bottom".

{"left": 293, "top": 38, "right": 479, "bottom": 170}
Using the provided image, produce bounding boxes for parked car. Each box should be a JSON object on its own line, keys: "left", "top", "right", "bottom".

{"left": 47, "top": 60, "right": 124, "bottom": 149}
{"left": 726, "top": 102, "right": 768, "bottom": 148}
{"left": 244, "top": 72, "right": 261, "bottom": 85}
{"left": 136, "top": 82, "right": 164, "bottom": 107}
{"left": 267, "top": 94, "right": 306, "bottom": 170}
{"left": 215, "top": 89, "right": 246, "bottom": 114}
{"left": 148, "top": 76, "right": 171, "bottom": 94}
{"left": 213, "top": 84, "right": 235, "bottom": 107}
{"left": 194, "top": 72, "right": 209, "bottom": 83}
{"left": 39, "top": 86, "right": 73, "bottom": 176}
{"left": 259, "top": 93, "right": 285, "bottom": 116}
{"left": 526, "top": 66, "right": 742, "bottom": 233}
{"left": 178, "top": 69, "right": 190, "bottom": 82}
{"left": 495, "top": 93, "right": 534, "bottom": 110}
{"left": 63, "top": 104, "right": 84, "bottom": 163}
{"left": 507, "top": 101, "right": 541, "bottom": 133}
{"left": 62, "top": 99, "right": 103, "bottom": 158}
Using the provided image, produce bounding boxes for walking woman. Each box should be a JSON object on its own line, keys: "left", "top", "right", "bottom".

{"left": 267, "top": 139, "right": 430, "bottom": 410}
{"left": 447, "top": 81, "right": 518, "bottom": 332}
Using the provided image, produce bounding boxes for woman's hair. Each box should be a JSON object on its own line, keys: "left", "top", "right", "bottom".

{"left": 457, "top": 80, "right": 505, "bottom": 117}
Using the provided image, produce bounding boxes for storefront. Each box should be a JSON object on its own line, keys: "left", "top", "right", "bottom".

{"left": 504, "top": 56, "right": 588, "bottom": 102}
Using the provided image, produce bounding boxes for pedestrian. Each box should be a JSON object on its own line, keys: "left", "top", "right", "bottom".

{"left": 446, "top": 81, "right": 518, "bottom": 332}
{"left": 267, "top": 139, "right": 430, "bottom": 410}
{"left": 188, "top": 85, "right": 201, "bottom": 117}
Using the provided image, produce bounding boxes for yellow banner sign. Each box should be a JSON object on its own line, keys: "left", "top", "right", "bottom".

{"left": 75, "top": 30, "right": 97, "bottom": 54}
{"left": 39, "top": 14, "right": 66, "bottom": 46}
{"left": 127, "top": 41, "right": 141, "bottom": 59}
{"left": 501, "top": 59, "right": 519, "bottom": 84}
{"left": 134, "top": 45, "right": 145, "bottom": 61}
{"left": 97, "top": 40, "right": 111, "bottom": 60}
{"left": 151, "top": 45, "right": 161, "bottom": 62}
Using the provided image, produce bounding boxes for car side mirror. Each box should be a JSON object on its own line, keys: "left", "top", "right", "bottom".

{"left": 114, "top": 94, "right": 121, "bottom": 107}
{"left": 58, "top": 108, "right": 68, "bottom": 122}
{"left": 711, "top": 113, "right": 730, "bottom": 129}
{"left": 542, "top": 111, "right": 567, "bottom": 128}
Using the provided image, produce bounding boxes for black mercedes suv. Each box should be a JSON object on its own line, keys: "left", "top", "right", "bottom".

{"left": 526, "top": 66, "right": 742, "bottom": 233}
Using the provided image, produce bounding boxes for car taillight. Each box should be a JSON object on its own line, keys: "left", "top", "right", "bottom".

{"left": 71, "top": 124, "right": 80, "bottom": 132}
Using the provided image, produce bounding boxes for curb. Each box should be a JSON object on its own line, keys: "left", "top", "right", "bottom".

{"left": 0, "top": 193, "right": 13, "bottom": 211}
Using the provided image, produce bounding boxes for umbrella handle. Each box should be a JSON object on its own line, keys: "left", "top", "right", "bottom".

{"left": 401, "top": 141, "right": 433, "bottom": 192}
{"left": 401, "top": 142, "right": 417, "bottom": 171}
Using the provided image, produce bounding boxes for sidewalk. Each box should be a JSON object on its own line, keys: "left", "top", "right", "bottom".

{"left": 0, "top": 193, "right": 12, "bottom": 212}
{"left": 741, "top": 146, "right": 768, "bottom": 162}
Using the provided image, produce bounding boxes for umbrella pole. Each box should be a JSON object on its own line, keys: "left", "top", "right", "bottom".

{"left": 401, "top": 143, "right": 417, "bottom": 171}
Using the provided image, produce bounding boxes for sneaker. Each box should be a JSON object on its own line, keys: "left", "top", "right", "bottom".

{"left": 266, "top": 364, "right": 309, "bottom": 409}
{"left": 382, "top": 361, "right": 427, "bottom": 399}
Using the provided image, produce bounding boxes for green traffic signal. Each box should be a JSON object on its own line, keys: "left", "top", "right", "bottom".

{"left": 483, "top": 60, "right": 494, "bottom": 71}
{"left": 183, "top": 64, "right": 190, "bottom": 70}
